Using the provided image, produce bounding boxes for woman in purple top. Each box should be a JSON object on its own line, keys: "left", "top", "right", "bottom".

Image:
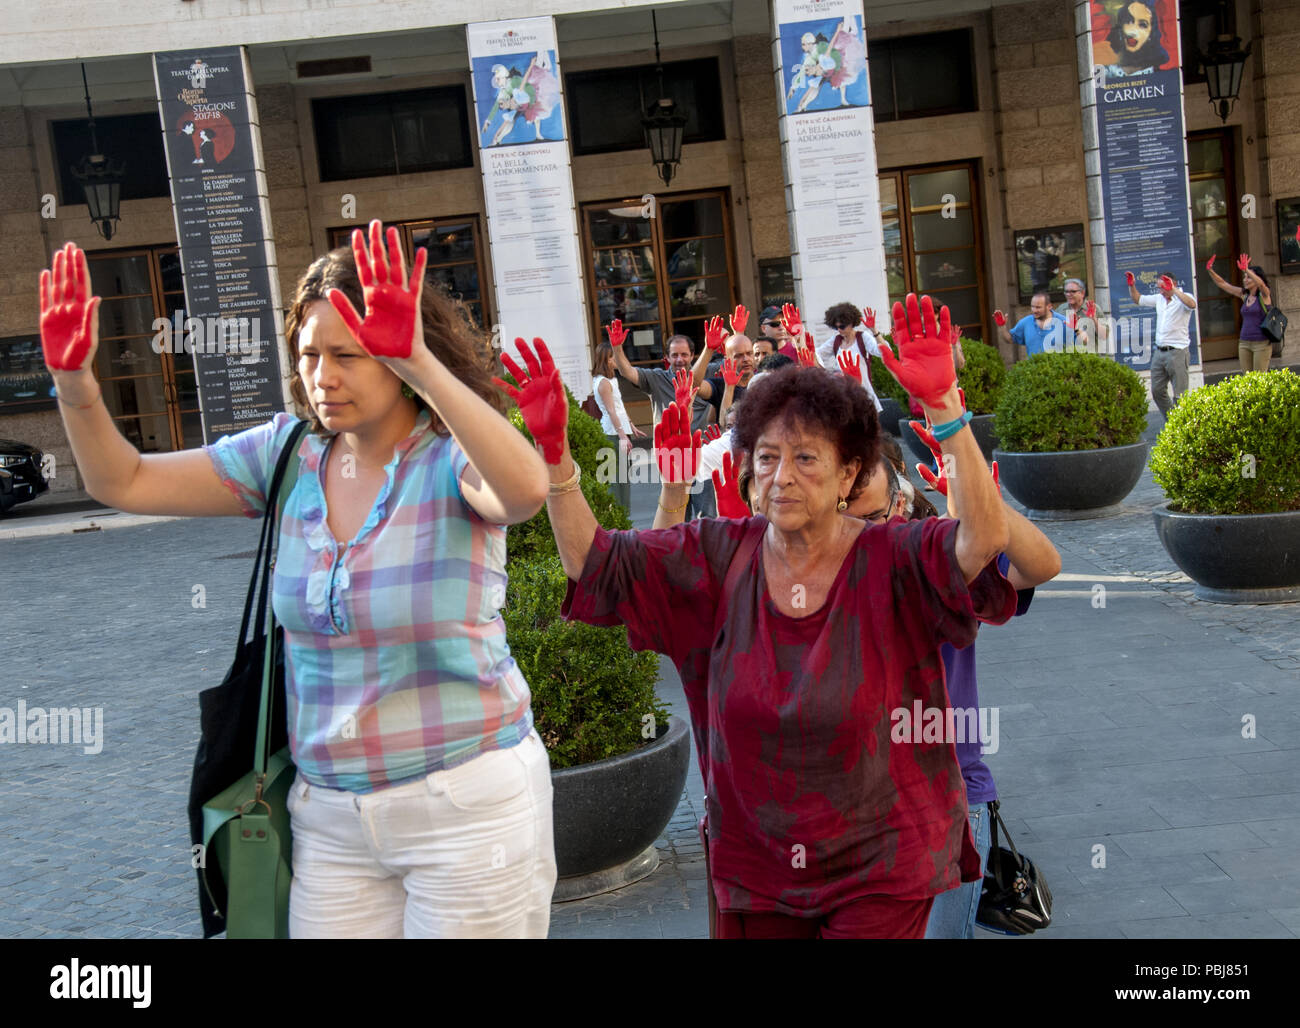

{"left": 509, "top": 293, "right": 1017, "bottom": 937}
{"left": 1207, "top": 253, "right": 1274, "bottom": 373}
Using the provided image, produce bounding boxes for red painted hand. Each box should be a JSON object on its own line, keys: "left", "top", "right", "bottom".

{"left": 702, "top": 424, "right": 722, "bottom": 443}
{"left": 861, "top": 306, "right": 876, "bottom": 331}
{"left": 704, "top": 315, "right": 728, "bottom": 353}
{"left": 493, "top": 337, "right": 568, "bottom": 465}
{"left": 712, "top": 451, "right": 749, "bottom": 518}
{"left": 1159, "top": 274, "right": 1175, "bottom": 292}
{"left": 877, "top": 293, "right": 957, "bottom": 408}
{"left": 672, "top": 368, "right": 695, "bottom": 409}
{"left": 837, "top": 348, "right": 862, "bottom": 382}
{"left": 1085, "top": 301, "right": 1097, "bottom": 319}
{"left": 1125, "top": 271, "right": 1136, "bottom": 286}
{"left": 606, "top": 318, "right": 627, "bottom": 347}
{"left": 912, "top": 420, "right": 951, "bottom": 497}
{"left": 721, "top": 357, "right": 741, "bottom": 387}
{"left": 327, "top": 220, "right": 428, "bottom": 359}
{"left": 1237, "top": 253, "right": 1251, "bottom": 272}
{"left": 781, "top": 302, "right": 803, "bottom": 340}
{"left": 796, "top": 337, "right": 817, "bottom": 366}
{"left": 730, "top": 304, "right": 749, "bottom": 336}
{"left": 39, "top": 242, "right": 101, "bottom": 372}
{"left": 993, "top": 309, "right": 1006, "bottom": 327}
{"left": 991, "top": 460, "right": 1000, "bottom": 496}
{"left": 1205, "top": 255, "right": 1216, "bottom": 272}
{"left": 654, "top": 401, "right": 702, "bottom": 485}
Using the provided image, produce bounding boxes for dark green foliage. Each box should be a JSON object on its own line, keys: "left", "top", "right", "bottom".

{"left": 994, "top": 352, "right": 1147, "bottom": 452}
{"left": 868, "top": 336, "right": 910, "bottom": 406}
{"left": 503, "top": 556, "right": 666, "bottom": 769}
{"left": 506, "top": 385, "right": 631, "bottom": 564}
{"left": 955, "top": 338, "right": 1006, "bottom": 415}
{"left": 1150, "top": 370, "right": 1300, "bottom": 515}
{"left": 500, "top": 383, "right": 651, "bottom": 768}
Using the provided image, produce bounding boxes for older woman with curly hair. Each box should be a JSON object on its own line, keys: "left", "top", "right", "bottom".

{"left": 504, "top": 294, "right": 1015, "bottom": 938}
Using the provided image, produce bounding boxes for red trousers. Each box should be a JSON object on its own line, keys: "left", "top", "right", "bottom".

{"left": 715, "top": 895, "right": 935, "bottom": 939}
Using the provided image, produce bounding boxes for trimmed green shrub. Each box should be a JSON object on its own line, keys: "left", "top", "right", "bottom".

{"left": 994, "top": 352, "right": 1147, "bottom": 452}
{"left": 1150, "top": 370, "right": 1300, "bottom": 515}
{"left": 506, "top": 385, "right": 631, "bottom": 564}
{"left": 503, "top": 555, "right": 666, "bottom": 769}
{"left": 956, "top": 338, "right": 1006, "bottom": 415}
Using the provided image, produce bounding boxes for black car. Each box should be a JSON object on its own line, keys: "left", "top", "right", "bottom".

{"left": 0, "top": 438, "right": 50, "bottom": 513}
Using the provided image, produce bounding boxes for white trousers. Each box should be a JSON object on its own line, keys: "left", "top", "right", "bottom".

{"left": 286, "top": 729, "right": 556, "bottom": 938}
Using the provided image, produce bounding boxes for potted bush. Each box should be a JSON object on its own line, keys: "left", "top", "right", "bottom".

{"left": 506, "top": 389, "right": 691, "bottom": 899}
{"left": 1150, "top": 370, "right": 1300, "bottom": 603}
{"left": 895, "top": 336, "right": 1006, "bottom": 464}
{"left": 991, "top": 352, "right": 1148, "bottom": 519}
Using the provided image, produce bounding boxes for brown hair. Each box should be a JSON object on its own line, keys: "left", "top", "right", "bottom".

{"left": 283, "top": 246, "right": 506, "bottom": 435}
{"left": 591, "top": 340, "right": 615, "bottom": 377}
{"left": 732, "top": 364, "right": 879, "bottom": 502}
{"left": 824, "top": 302, "right": 862, "bottom": 332}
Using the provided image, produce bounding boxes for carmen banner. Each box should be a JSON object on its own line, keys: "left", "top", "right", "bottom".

{"left": 772, "top": 0, "right": 888, "bottom": 341}
{"left": 1087, "top": 0, "right": 1200, "bottom": 369}
{"left": 467, "top": 17, "right": 592, "bottom": 401}
{"left": 153, "top": 48, "right": 287, "bottom": 443}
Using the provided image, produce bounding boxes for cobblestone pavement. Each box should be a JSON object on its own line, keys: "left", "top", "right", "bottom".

{"left": 2, "top": 415, "right": 1297, "bottom": 938}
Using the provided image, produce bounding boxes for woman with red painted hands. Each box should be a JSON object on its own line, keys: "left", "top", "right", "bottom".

{"left": 39, "top": 224, "right": 556, "bottom": 938}
{"left": 506, "top": 293, "right": 1016, "bottom": 938}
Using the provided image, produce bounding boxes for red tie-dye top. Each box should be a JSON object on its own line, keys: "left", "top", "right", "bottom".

{"left": 562, "top": 515, "right": 1017, "bottom": 917}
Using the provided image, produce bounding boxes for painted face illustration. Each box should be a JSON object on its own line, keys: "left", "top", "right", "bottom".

{"left": 1121, "top": 3, "right": 1154, "bottom": 53}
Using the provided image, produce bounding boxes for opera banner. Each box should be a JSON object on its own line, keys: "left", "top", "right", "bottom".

{"left": 468, "top": 17, "right": 592, "bottom": 401}
{"left": 772, "top": 0, "right": 888, "bottom": 339}
{"left": 153, "top": 47, "right": 287, "bottom": 442}
{"left": 1087, "top": 0, "right": 1200, "bottom": 369}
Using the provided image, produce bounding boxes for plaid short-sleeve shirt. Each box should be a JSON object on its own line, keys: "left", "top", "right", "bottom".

{"left": 206, "top": 410, "right": 533, "bottom": 793}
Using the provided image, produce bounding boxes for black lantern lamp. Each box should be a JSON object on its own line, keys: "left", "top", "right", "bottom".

{"left": 71, "top": 63, "right": 125, "bottom": 240}
{"left": 641, "top": 11, "right": 687, "bottom": 188}
{"left": 1198, "top": 1, "right": 1252, "bottom": 125}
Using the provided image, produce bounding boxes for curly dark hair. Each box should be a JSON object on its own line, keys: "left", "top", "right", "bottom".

{"left": 284, "top": 246, "right": 506, "bottom": 435}
{"left": 732, "top": 364, "right": 879, "bottom": 502}
{"left": 824, "top": 302, "right": 862, "bottom": 332}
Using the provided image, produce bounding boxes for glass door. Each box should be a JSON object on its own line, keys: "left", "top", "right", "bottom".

{"left": 583, "top": 189, "right": 737, "bottom": 368}
{"left": 878, "top": 162, "right": 987, "bottom": 340}
{"left": 87, "top": 248, "right": 200, "bottom": 452}
{"left": 1188, "top": 129, "right": 1239, "bottom": 362}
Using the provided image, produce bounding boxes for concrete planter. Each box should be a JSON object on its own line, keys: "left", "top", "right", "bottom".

{"left": 877, "top": 398, "right": 905, "bottom": 437}
{"left": 992, "top": 442, "right": 1148, "bottom": 520}
{"left": 550, "top": 715, "right": 690, "bottom": 901}
{"left": 901, "top": 416, "right": 999, "bottom": 465}
{"left": 1153, "top": 504, "right": 1300, "bottom": 604}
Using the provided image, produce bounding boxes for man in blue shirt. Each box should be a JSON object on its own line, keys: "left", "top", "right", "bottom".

{"left": 994, "top": 292, "right": 1067, "bottom": 358}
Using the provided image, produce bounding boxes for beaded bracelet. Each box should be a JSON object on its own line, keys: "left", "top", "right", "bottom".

{"left": 930, "top": 410, "right": 972, "bottom": 442}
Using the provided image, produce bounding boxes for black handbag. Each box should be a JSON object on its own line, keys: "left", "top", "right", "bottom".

{"left": 975, "top": 800, "right": 1054, "bottom": 936}
{"left": 187, "top": 420, "right": 307, "bottom": 938}
{"left": 1261, "top": 305, "right": 1287, "bottom": 346}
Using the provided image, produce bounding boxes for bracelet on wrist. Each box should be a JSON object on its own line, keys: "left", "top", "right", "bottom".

{"left": 930, "top": 410, "right": 972, "bottom": 442}
{"left": 548, "top": 460, "right": 581, "bottom": 495}
{"left": 56, "top": 384, "right": 102, "bottom": 411}
{"left": 657, "top": 493, "right": 690, "bottom": 514}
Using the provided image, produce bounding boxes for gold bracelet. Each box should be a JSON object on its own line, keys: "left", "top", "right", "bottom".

{"left": 548, "top": 460, "right": 581, "bottom": 495}
{"left": 657, "top": 493, "right": 690, "bottom": 514}
{"left": 56, "top": 384, "right": 102, "bottom": 410}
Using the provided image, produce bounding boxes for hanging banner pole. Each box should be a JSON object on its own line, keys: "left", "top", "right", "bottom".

{"left": 467, "top": 17, "right": 592, "bottom": 401}
{"left": 153, "top": 47, "right": 289, "bottom": 442}
{"left": 772, "top": 0, "right": 888, "bottom": 342}
{"left": 1079, "top": 0, "right": 1201, "bottom": 391}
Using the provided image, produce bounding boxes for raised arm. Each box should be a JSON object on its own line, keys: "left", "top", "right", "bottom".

{"left": 330, "top": 221, "right": 547, "bottom": 525}
{"left": 1205, "top": 256, "right": 1243, "bottom": 299}
{"left": 606, "top": 318, "right": 646, "bottom": 391}
{"left": 692, "top": 315, "right": 726, "bottom": 397}
{"left": 494, "top": 339, "right": 598, "bottom": 579}
{"left": 650, "top": 401, "right": 700, "bottom": 530}
{"left": 1126, "top": 271, "right": 1141, "bottom": 306}
{"left": 880, "top": 294, "right": 1007, "bottom": 581}
{"left": 40, "top": 243, "right": 244, "bottom": 517}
